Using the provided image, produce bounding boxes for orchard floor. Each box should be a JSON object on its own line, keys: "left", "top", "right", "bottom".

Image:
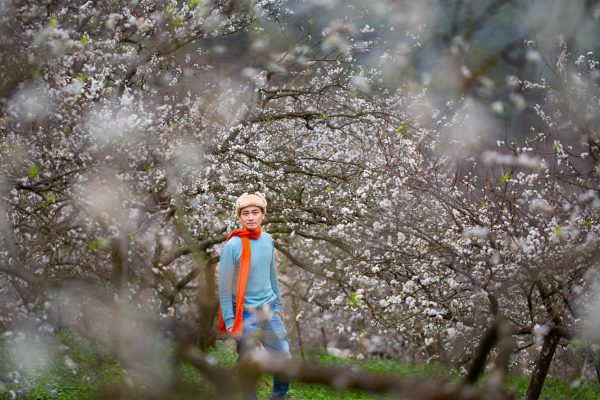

{"left": 1, "top": 331, "right": 599, "bottom": 399}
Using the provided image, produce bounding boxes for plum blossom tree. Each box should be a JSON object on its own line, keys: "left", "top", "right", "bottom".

{"left": 286, "top": 37, "right": 600, "bottom": 400}
{"left": 0, "top": 0, "right": 599, "bottom": 399}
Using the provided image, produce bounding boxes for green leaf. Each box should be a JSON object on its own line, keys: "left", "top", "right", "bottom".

{"left": 165, "top": 4, "right": 175, "bottom": 15}
{"left": 172, "top": 16, "right": 182, "bottom": 27}
{"left": 89, "top": 237, "right": 101, "bottom": 252}
{"left": 479, "top": 201, "right": 488, "bottom": 207}
{"left": 552, "top": 143, "right": 560, "bottom": 152}
{"left": 129, "top": 233, "right": 137, "bottom": 242}
{"left": 553, "top": 225, "right": 561, "bottom": 235}
{"left": 395, "top": 124, "right": 406, "bottom": 134}
{"left": 307, "top": 18, "right": 314, "bottom": 25}
{"left": 348, "top": 292, "right": 359, "bottom": 308}
{"left": 80, "top": 34, "right": 89, "bottom": 45}
{"left": 188, "top": 0, "right": 202, "bottom": 9}
{"left": 584, "top": 219, "right": 593, "bottom": 229}
{"left": 144, "top": 162, "right": 154, "bottom": 173}
{"left": 48, "top": 18, "right": 58, "bottom": 28}
{"left": 76, "top": 73, "right": 86, "bottom": 82}
{"left": 320, "top": 113, "right": 329, "bottom": 120}
{"left": 325, "top": 186, "right": 334, "bottom": 192}
{"left": 28, "top": 164, "right": 40, "bottom": 180}
{"left": 500, "top": 173, "right": 511, "bottom": 184}
{"left": 43, "top": 192, "right": 57, "bottom": 203}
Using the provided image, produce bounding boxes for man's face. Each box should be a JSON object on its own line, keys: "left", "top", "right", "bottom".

{"left": 239, "top": 206, "right": 265, "bottom": 231}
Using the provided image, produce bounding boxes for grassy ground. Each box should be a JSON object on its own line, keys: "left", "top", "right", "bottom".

{"left": 1, "top": 331, "right": 599, "bottom": 399}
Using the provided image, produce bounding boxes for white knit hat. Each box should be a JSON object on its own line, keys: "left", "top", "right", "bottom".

{"left": 235, "top": 192, "right": 267, "bottom": 216}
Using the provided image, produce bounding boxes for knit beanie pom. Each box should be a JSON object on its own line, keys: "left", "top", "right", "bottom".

{"left": 235, "top": 192, "right": 267, "bottom": 216}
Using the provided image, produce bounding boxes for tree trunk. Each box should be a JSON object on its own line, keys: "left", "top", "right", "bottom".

{"left": 197, "top": 260, "right": 217, "bottom": 350}
{"left": 526, "top": 331, "right": 560, "bottom": 400}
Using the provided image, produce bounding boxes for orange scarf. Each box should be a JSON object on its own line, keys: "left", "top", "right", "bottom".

{"left": 218, "top": 227, "right": 263, "bottom": 337}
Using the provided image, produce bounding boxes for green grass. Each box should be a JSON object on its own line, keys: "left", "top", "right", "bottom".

{"left": 0, "top": 330, "right": 123, "bottom": 400}
{"left": 1, "top": 332, "right": 600, "bottom": 399}
{"left": 271, "top": 348, "right": 448, "bottom": 400}
{"left": 506, "top": 374, "right": 600, "bottom": 400}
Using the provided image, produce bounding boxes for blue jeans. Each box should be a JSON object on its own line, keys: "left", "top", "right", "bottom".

{"left": 235, "top": 304, "right": 290, "bottom": 399}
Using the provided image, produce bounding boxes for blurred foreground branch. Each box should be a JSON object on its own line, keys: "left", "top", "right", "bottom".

{"left": 180, "top": 338, "right": 514, "bottom": 400}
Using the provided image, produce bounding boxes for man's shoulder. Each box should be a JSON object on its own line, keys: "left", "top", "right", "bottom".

{"left": 223, "top": 236, "right": 242, "bottom": 250}
{"left": 260, "top": 231, "right": 274, "bottom": 242}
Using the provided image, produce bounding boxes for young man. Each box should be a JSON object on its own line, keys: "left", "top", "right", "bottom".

{"left": 218, "top": 192, "right": 290, "bottom": 400}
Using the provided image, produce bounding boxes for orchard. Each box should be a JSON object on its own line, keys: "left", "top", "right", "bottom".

{"left": 1, "top": 1, "right": 599, "bottom": 399}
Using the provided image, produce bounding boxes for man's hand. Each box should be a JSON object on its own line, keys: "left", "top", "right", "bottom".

{"left": 227, "top": 328, "right": 242, "bottom": 339}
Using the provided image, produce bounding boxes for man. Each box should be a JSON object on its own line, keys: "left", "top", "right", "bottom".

{"left": 218, "top": 192, "right": 290, "bottom": 400}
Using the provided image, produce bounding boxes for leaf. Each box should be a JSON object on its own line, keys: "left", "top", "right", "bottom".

{"left": 172, "top": 16, "right": 182, "bottom": 27}
{"left": 553, "top": 225, "right": 561, "bottom": 235}
{"left": 584, "top": 219, "right": 592, "bottom": 229}
{"left": 500, "top": 173, "right": 511, "bottom": 184}
{"left": 348, "top": 292, "right": 359, "bottom": 308}
{"left": 325, "top": 186, "right": 334, "bottom": 192}
{"left": 395, "top": 124, "right": 406, "bottom": 134}
{"left": 320, "top": 113, "right": 329, "bottom": 120}
{"left": 129, "top": 233, "right": 137, "bottom": 243}
{"left": 188, "top": 0, "right": 202, "bottom": 9}
{"left": 479, "top": 201, "right": 488, "bottom": 207}
{"left": 80, "top": 34, "right": 88, "bottom": 45}
{"left": 89, "top": 237, "right": 101, "bottom": 252}
{"left": 43, "top": 192, "right": 57, "bottom": 203}
{"left": 28, "top": 164, "right": 40, "bottom": 180}
{"left": 76, "top": 73, "right": 86, "bottom": 82}
{"left": 552, "top": 143, "right": 560, "bottom": 152}
{"left": 48, "top": 18, "right": 58, "bottom": 28}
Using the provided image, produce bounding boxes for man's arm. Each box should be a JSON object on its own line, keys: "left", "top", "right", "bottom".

{"left": 270, "top": 244, "right": 283, "bottom": 313}
{"left": 218, "top": 242, "right": 236, "bottom": 330}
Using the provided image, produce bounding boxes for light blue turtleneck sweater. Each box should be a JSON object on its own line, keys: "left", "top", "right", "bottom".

{"left": 218, "top": 231, "right": 283, "bottom": 330}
